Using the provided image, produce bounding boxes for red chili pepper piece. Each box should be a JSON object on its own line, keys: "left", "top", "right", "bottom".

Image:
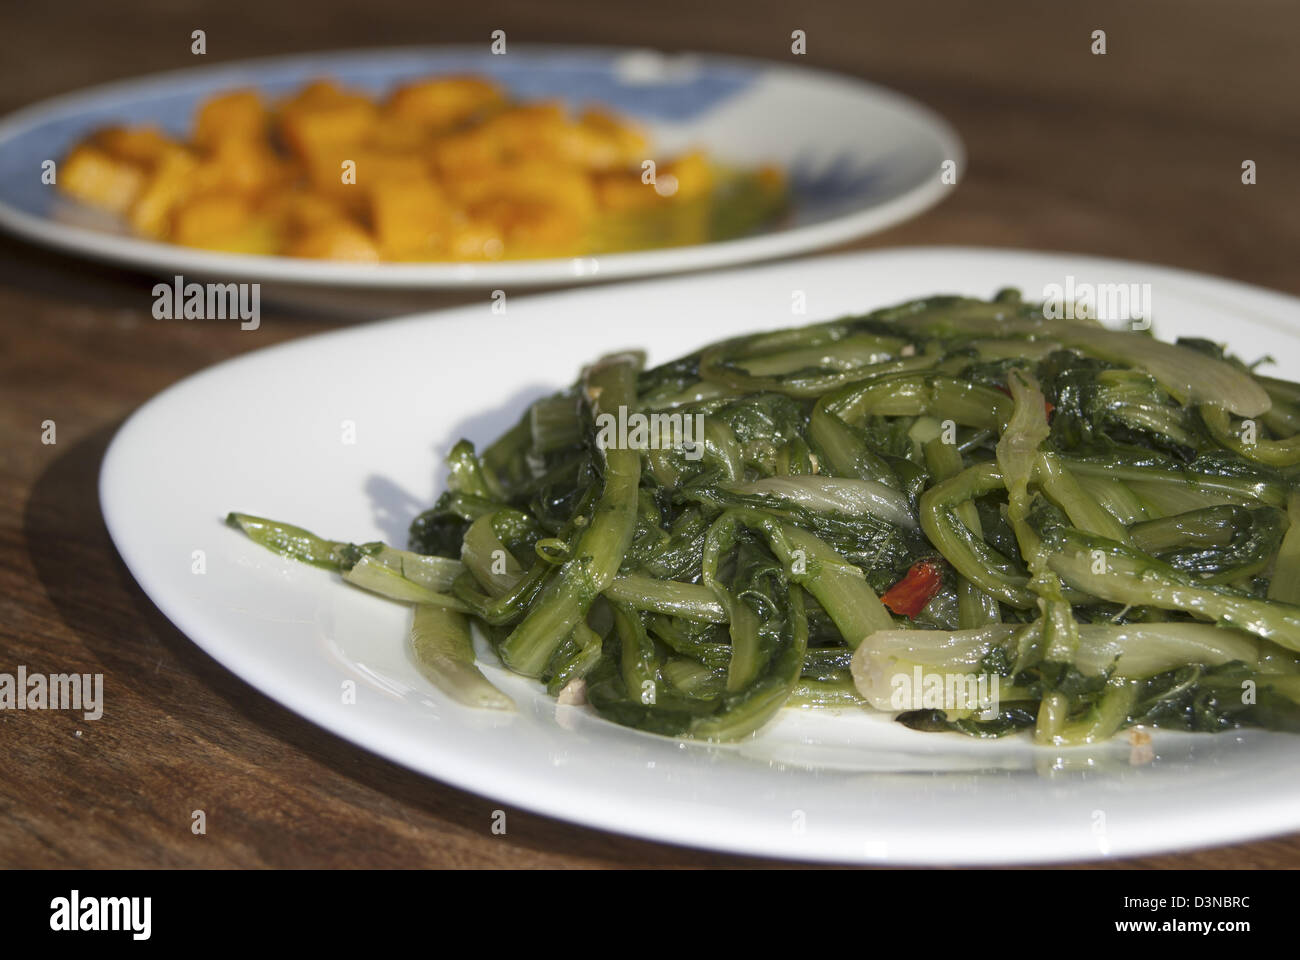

{"left": 881, "top": 559, "right": 945, "bottom": 618}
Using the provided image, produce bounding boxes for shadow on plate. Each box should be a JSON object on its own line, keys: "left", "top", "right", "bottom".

{"left": 365, "top": 381, "right": 557, "bottom": 544}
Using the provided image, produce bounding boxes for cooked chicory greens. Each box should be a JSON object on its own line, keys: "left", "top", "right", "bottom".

{"left": 229, "top": 289, "right": 1300, "bottom": 744}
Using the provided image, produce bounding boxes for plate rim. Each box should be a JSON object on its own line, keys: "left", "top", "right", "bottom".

{"left": 0, "top": 42, "right": 964, "bottom": 288}
{"left": 98, "top": 245, "right": 1300, "bottom": 864}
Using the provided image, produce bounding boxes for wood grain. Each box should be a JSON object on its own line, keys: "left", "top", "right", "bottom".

{"left": 2, "top": 0, "right": 1299, "bottom": 868}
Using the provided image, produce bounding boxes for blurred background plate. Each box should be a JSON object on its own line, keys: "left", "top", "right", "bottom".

{"left": 0, "top": 45, "right": 961, "bottom": 290}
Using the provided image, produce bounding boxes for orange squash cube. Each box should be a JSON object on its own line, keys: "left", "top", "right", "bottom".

{"left": 475, "top": 199, "right": 587, "bottom": 257}
{"left": 60, "top": 144, "right": 146, "bottom": 213}
{"left": 368, "top": 179, "right": 449, "bottom": 259}
{"left": 93, "top": 126, "right": 182, "bottom": 167}
{"left": 450, "top": 161, "right": 596, "bottom": 220}
{"left": 172, "top": 194, "right": 254, "bottom": 248}
{"left": 268, "top": 192, "right": 348, "bottom": 235}
{"left": 287, "top": 220, "right": 381, "bottom": 260}
{"left": 595, "top": 169, "right": 658, "bottom": 212}
{"left": 575, "top": 109, "right": 648, "bottom": 169}
{"left": 385, "top": 76, "right": 504, "bottom": 131}
{"left": 353, "top": 149, "right": 431, "bottom": 191}
{"left": 430, "top": 126, "right": 503, "bottom": 173}
{"left": 278, "top": 82, "right": 379, "bottom": 161}
{"left": 194, "top": 90, "right": 267, "bottom": 147}
{"left": 193, "top": 137, "right": 284, "bottom": 194}
{"left": 659, "top": 151, "right": 714, "bottom": 200}
{"left": 127, "top": 149, "right": 198, "bottom": 238}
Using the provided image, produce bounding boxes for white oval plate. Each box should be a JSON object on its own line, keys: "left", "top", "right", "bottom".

{"left": 0, "top": 45, "right": 961, "bottom": 288}
{"left": 101, "top": 248, "right": 1300, "bottom": 863}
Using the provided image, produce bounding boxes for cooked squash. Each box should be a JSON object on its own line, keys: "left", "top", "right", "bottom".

{"left": 194, "top": 90, "right": 268, "bottom": 147}
{"left": 60, "top": 145, "right": 145, "bottom": 214}
{"left": 58, "top": 73, "right": 786, "bottom": 260}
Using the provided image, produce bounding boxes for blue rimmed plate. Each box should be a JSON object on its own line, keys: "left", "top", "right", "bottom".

{"left": 0, "top": 45, "right": 962, "bottom": 288}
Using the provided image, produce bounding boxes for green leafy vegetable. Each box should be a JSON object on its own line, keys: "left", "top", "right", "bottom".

{"left": 229, "top": 290, "right": 1300, "bottom": 743}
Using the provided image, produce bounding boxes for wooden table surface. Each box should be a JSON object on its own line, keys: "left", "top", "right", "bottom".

{"left": 3, "top": 0, "right": 1299, "bottom": 868}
